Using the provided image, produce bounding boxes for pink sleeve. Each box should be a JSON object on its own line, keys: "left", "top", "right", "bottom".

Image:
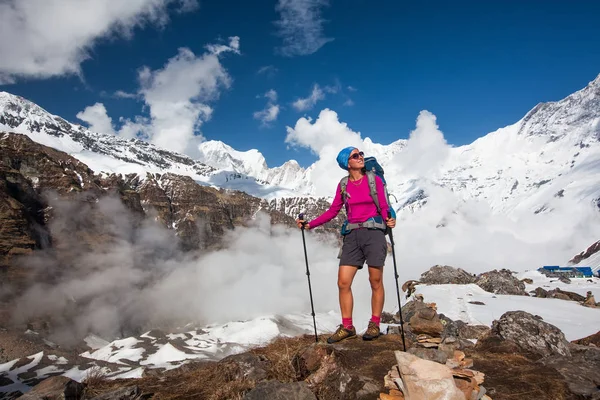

{"left": 375, "top": 176, "right": 389, "bottom": 220}
{"left": 308, "top": 183, "right": 344, "bottom": 228}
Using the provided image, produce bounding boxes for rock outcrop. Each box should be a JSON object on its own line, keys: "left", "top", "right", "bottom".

{"left": 419, "top": 265, "right": 477, "bottom": 285}
{"left": 476, "top": 311, "right": 571, "bottom": 358}
{"left": 475, "top": 269, "right": 528, "bottom": 296}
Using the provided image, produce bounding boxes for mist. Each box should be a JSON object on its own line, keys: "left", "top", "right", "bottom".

{"left": 9, "top": 108, "right": 600, "bottom": 346}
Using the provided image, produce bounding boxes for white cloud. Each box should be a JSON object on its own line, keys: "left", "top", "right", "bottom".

{"left": 274, "top": 0, "right": 334, "bottom": 57}
{"left": 138, "top": 37, "right": 240, "bottom": 154}
{"left": 343, "top": 99, "right": 355, "bottom": 107}
{"left": 292, "top": 84, "right": 325, "bottom": 111}
{"left": 285, "top": 109, "right": 365, "bottom": 195}
{"left": 114, "top": 90, "right": 138, "bottom": 99}
{"left": 347, "top": 86, "right": 357, "bottom": 92}
{"left": 254, "top": 89, "right": 280, "bottom": 126}
{"left": 76, "top": 103, "right": 116, "bottom": 135}
{"left": 254, "top": 104, "right": 281, "bottom": 126}
{"left": 264, "top": 89, "right": 278, "bottom": 102}
{"left": 0, "top": 0, "right": 199, "bottom": 84}
{"left": 76, "top": 103, "right": 145, "bottom": 139}
{"left": 391, "top": 110, "right": 451, "bottom": 179}
{"left": 257, "top": 65, "right": 278, "bottom": 76}
{"left": 76, "top": 37, "right": 239, "bottom": 151}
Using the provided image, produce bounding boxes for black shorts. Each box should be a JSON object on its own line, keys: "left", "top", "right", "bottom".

{"left": 338, "top": 228, "right": 387, "bottom": 268}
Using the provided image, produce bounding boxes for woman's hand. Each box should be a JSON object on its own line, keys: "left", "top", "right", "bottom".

{"left": 386, "top": 217, "right": 396, "bottom": 228}
{"left": 296, "top": 219, "right": 310, "bottom": 230}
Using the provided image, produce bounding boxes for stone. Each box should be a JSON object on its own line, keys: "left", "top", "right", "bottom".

{"left": 18, "top": 376, "right": 84, "bottom": 400}
{"left": 410, "top": 315, "right": 444, "bottom": 337}
{"left": 419, "top": 265, "right": 477, "bottom": 285}
{"left": 220, "top": 352, "right": 271, "bottom": 381}
{"left": 457, "top": 324, "right": 491, "bottom": 340}
{"left": 355, "top": 376, "right": 381, "bottom": 398}
{"left": 532, "top": 287, "right": 548, "bottom": 298}
{"left": 416, "top": 308, "right": 437, "bottom": 320}
{"left": 475, "top": 269, "right": 528, "bottom": 296}
{"left": 483, "top": 311, "right": 571, "bottom": 358}
{"left": 407, "top": 348, "right": 448, "bottom": 364}
{"left": 243, "top": 380, "right": 316, "bottom": 400}
{"left": 394, "top": 351, "right": 465, "bottom": 400}
{"left": 521, "top": 278, "right": 533, "bottom": 284}
{"left": 547, "top": 288, "right": 585, "bottom": 302}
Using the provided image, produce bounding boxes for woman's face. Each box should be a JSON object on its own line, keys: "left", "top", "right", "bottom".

{"left": 348, "top": 149, "right": 364, "bottom": 169}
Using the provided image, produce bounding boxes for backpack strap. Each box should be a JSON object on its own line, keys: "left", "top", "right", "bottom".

{"left": 366, "top": 171, "right": 381, "bottom": 215}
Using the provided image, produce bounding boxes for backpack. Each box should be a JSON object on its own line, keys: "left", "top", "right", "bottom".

{"left": 339, "top": 156, "right": 396, "bottom": 234}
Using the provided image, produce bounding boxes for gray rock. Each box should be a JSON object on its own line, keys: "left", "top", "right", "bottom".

{"left": 475, "top": 269, "right": 528, "bottom": 296}
{"left": 407, "top": 347, "right": 448, "bottom": 364}
{"left": 220, "top": 352, "right": 270, "bottom": 382}
{"left": 458, "top": 324, "right": 491, "bottom": 340}
{"left": 490, "top": 311, "right": 571, "bottom": 358}
{"left": 243, "top": 380, "right": 316, "bottom": 400}
{"left": 542, "top": 348, "right": 600, "bottom": 399}
{"left": 420, "top": 265, "right": 477, "bottom": 285}
{"left": 547, "top": 288, "right": 586, "bottom": 302}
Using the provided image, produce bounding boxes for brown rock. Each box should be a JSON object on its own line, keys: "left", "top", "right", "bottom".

{"left": 571, "top": 331, "right": 600, "bottom": 347}
{"left": 409, "top": 313, "right": 444, "bottom": 337}
{"left": 18, "top": 376, "right": 84, "bottom": 400}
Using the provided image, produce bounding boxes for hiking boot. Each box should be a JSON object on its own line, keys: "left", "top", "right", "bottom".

{"left": 327, "top": 325, "right": 357, "bottom": 344}
{"left": 362, "top": 321, "right": 381, "bottom": 341}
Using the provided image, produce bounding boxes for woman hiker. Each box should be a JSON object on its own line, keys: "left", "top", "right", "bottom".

{"left": 296, "top": 147, "right": 396, "bottom": 343}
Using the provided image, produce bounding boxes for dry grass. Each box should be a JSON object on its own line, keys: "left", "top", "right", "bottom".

{"left": 82, "top": 366, "right": 109, "bottom": 398}
{"left": 150, "top": 362, "right": 255, "bottom": 400}
{"left": 251, "top": 334, "right": 319, "bottom": 382}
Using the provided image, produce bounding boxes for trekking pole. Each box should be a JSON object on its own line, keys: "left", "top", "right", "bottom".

{"left": 387, "top": 228, "right": 406, "bottom": 350}
{"left": 299, "top": 213, "right": 319, "bottom": 343}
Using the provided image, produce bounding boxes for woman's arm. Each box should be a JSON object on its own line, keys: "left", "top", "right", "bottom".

{"left": 307, "top": 183, "right": 344, "bottom": 229}
{"left": 375, "top": 176, "right": 389, "bottom": 220}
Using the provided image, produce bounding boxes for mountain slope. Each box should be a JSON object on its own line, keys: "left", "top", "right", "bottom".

{"left": 1, "top": 74, "right": 599, "bottom": 219}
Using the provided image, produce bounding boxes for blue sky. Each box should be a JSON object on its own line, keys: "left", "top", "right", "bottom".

{"left": 2, "top": 0, "right": 600, "bottom": 168}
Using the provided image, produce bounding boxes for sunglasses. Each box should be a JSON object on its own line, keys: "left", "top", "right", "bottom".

{"left": 349, "top": 151, "right": 364, "bottom": 160}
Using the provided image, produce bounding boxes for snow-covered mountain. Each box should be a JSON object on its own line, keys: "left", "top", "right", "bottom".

{"left": 1, "top": 73, "right": 599, "bottom": 217}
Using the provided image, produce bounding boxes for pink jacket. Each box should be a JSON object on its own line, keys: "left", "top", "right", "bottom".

{"left": 309, "top": 175, "right": 389, "bottom": 229}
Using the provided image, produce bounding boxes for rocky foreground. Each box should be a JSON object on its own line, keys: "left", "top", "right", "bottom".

{"left": 3, "top": 291, "right": 599, "bottom": 400}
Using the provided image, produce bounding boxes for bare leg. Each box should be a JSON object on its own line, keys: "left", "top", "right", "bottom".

{"left": 338, "top": 265, "right": 359, "bottom": 319}
{"left": 368, "top": 265, "right": 385, "bottom": 317}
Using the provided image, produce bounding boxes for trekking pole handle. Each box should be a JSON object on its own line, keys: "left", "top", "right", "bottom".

{"left": 298, "top": 213, "right": 307, "bottom": 229}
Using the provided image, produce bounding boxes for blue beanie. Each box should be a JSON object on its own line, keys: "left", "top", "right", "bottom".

{"left": 336, "top": 146, "right": 356, "bottom": 170}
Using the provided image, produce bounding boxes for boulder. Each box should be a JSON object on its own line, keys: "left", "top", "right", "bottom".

{"left": 409, "top": 308, "right": 444, "bottom": 337}
{"left": 480, "top": 311, "right": 571, "bottom": 358}
{"left": 18, "top": 376, "right": 84, "bottom": 400}
{"left": 547, "top": 288, "right": 585, "bottom": 302}
{"left": 220, "top": 352, "right": 271, "bottom": 382}
{"left": 532, "top": 287, "right": 548, "bottom": 298}
{"left": 475, "top": 269, "right": 528, "bottom": 296}
{"left": 419, "top": 265, "right": 476, "bottom": 285}
{"left": 243, "top": 380, "right": 316, "bottom": 400}
{"left": 393, "top": 351, "right": 465, "bottom": 400}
